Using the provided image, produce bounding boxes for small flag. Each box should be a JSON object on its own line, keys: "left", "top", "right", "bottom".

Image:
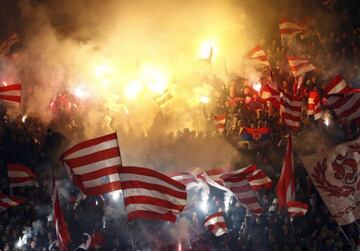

{"left": 204, "top": 212, "right": 228, "bottom": 237}
{"left": 244, "top": 45, "right": 270, "bottom": 66}
{"left": 0, "top": 194, "right": 22, "bottom": 212}
{"left": 0, "top": 83, "right": 21, "bottom": 105}
{"left": 213, "top": 114, "right": 226, "bottom": 133}
{"left": 153, "top": 89, "right": 173, "bottom": 108}
{"left": 287, "top": 201, "right": 308, "bottom": 217}
{"left": 279, "top": 19, "right": 305, "bottom": 40}
{"left": 7, "top": 164, "right": 38, "bottom": 188}
{"left": 287, "top": 55, "right": 316, "bottom": 77}
{"left": 280, "top": 92, "right": 303, "bottom": 131}
{"left": 307, "top": 91, "right": 322, "bottom": 120}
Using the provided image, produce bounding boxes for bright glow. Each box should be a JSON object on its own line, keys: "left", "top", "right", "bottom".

{"left": 124, "top": 80, "right": 143, "bottom": 99}
{"left": 111, "top": 190, "right": 120, "bottom": 201}
{"left": 324, "top": 117, "right": 330, "bottom": 126}
{"left": 199, "top": 40, "right": 216, "bottom": 60}
{"left": 16, "top": 236, "right": 26, "bottom": 249}
{"left": 95, "top": 64, "right": 112, "bottom": 77}
{"left": 124, "top": 107, "right": 130, "bottom": 115}
{"left": 252, "top": 82, "right": 262, "bottom": 93}
{"left": 2, "top": 81, "right": 7, "bottom": 86}
{"left": 199, "top": 96, "right": 210, "bottom": 104}
{"left": 323, "top": 112, "right": 331, "bottom": 126}
{"left": 142, "top": 67, "right": 169, "bottom": 94}
{"left": 21, "top": 115, "right": 27, "bottom": 123}
{"left": 177, "top": 241, "right": 182, "bottom": 251}
{"left": 73, "top": 86, "right": 89, "bottom": 99}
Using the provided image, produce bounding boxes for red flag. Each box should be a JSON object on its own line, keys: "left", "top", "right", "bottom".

{"left": 279, "top": 19, "right": 305, "bottom": 40}
{"left": 244, "top": 45, "right": 270, "bottom": 66}
{"left": 287, "top": 201, "right": 308, "bottom": 217}
{"left": 260, "top": 81, "right": 281, "bottom": 108}
{"left": 307, "top": 91, "right": 322, "bottom": 120}
{"left": 204, "top": 212, "right": 228, "bottom": 237}
{"left": 280, "top": 93, "right": 303, "bottom": 131}
{"left": 60, "top": 133, "right": 122, "bottom": 196}
{"left": 276, "top": 135, "right": 295, "bottom": 210}
{"left": 213, "top": 114, "right": 226, "bottom": 133}
{"left": 7, "top": 164, "right": 37, "bottom": 188}
{"left": 0, "top": 194, "right": 22, "bottom": 212}
{"left": 119, "top": 166, "right": 187, "bottom": 223}
{"left": 168, "top": 171, "right": 199, "bottom": 190}
{"left": 0, "top": 83, "right": 21, "bottom": 105}
{"left": 247, "top": 169, "right": 273, "bottom": 191}
{"left": 53, "top": 181, "right": 71, "bottom": 251}
{"left": 287, "top": 55, "right": 316, "bottom": 77}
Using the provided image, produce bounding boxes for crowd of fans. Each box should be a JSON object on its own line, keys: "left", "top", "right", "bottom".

{"left": 2, "top": 1, "right": 360, "bottom": 251}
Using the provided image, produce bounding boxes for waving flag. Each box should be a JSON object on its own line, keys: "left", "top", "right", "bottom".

{"left": 280, "top": 93, "right": 303, "bottom": 131}
{"left": 287, "top": 201, "right": 308, "bottom": 217}
{"left": 239, "top": 127, "right": 271, "bottom": 149}
{"left": 279, "top": 19, "right": 305, "bottom": 40}
{"left": 168, "top": 171, "right": 199, "bottom": 190}
{"left": 260, "top": 81, "right": 281, "bottom": 108}
{"left": 307, "top": 91, "right": 322, "bottom": 120}
{"left": 301, "top": 137, "right": 360, "bottom": 225}
{"left": 247, "top": 169, "right": 273, "bottom": 191}
{"left": 0, "top": 194, "right": 22, "bottom": 212}
{"left": 61, "top": 133, "right": 122, "bottom": 196}
{"left": 119, "top": 166, "right": 187, "bottom": 223}
{"left": 153, "top": 89, "right": 173, "bottom": 108}
{"left": 324, "top": 75, "right": 360, "bottom": 123}
{"left": 287, "top": 55, "right": 316, "bottom": 77}
{"left": 244, "top": 45, "right": 270, "bottom": 66}
{"left": 276, "top": 135, "right": 295, "bottom": 210}
{"left": 213, "top": 114, "right": 226, "bottom": 133}
{"left": 0, "top": 83, "right": 21, "bottom": 105}
{"left": 7, "top": 164, "right": 37, "bottom": 188}
{"left": 220, "top": 171, "right": 262, "bottom": 214}
{"left": 204, "top": 212, "right": 228, "bottom": 237}
{"left": 0, "top": 33, "right": 19, "bottom": 56}
{"left": 53, "top": 181, "right": 71, "bottom": 251}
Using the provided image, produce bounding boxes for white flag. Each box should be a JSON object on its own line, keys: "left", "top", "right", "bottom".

{"left": 301, "top": 137, "right": 360, "bottom": 225}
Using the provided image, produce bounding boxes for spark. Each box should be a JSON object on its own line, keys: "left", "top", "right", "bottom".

{"left": 2, "top": 81, "right": 7, "bottom": 86}
{"left": 252, "top": 82, "right": 262, "bottom": 93}
{"left": 199, "top": 40, "right": 216, "bottom": 61}
{"left": 324, "top": 117, "right": 330, "bottom": 126}
{"left": 323, "top": 112, "right": 331, "bottom": 126}
{"left": 21, "top": 115, "right": 27, "bottom": 123}
{"left": 124, "top": 80, "right": 143, "bottom": 99}
{"left": 199, "top": 96, "right": 210, "bottom": 104}
{"left": 73, "top": 86, "right": 89, "bottom": 99}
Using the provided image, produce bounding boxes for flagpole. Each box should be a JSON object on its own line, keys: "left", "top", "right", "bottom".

{"left": 337, "top": 224, "right": 351, "bottom": 243}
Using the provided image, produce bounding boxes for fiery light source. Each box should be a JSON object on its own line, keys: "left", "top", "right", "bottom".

{"left": 95, "top": 64, "right": 112, "bottom": 77}
{"left": 73, "top": 86, "right": 89, "bottom": 99}
{"left": 21, "top": 115, "right": 27, "bottom": 123}
{"left": 324, "top": 117, "right": 330, "bottom": 126}
{"left": 199, "top": 95, "right": 210, "bottom": 104}
{"left": 199, "top": 40, "right": 216, "bottom": 61}
{"left": 2, "top": 81, "right": 7, "bottom": 86}
{"left": 177, "top": 241, "right": 182, "bottom": 251}
{"left": 252, "top": 82, "right": 262, "bottom": 93}
{"left": 124, "top": 80, "right": 143, "bottom": 99}
{"left": 142, "top": 67, "right": 169, "bottom": 94}
{"left": 323, "top": 112, "right": 331, "bottom": 127}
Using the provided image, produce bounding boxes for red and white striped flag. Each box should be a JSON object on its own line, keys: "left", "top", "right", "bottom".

{"left": 260, "top": 81, "right": 281, "bottom": 108}
{"left": 7, "top": 164, "right": 37, "bottom": 188}
{"left": 287, "top": 201, "right": 308, "bottom": 217}
{"left": 213, "top": 114, "right": 226, "bottom": 133}
{"left": 119, "top": 166, "right": 187, "bottom": 223}
{"left": 324, "top": 75, "right": 360, "bottom": 123}
{"left": 307, "top": 91, "right": 322, "bottom": 120}
{"left": 0, "top": 33, "right": 19, "bottom": 56}
{"left": 168, "top": 171, "right": 199, "bottom": 190}
{"left": 280, "top": 92, "right": 303, "bottom": 131}
{"left": 287, "top": 55, "right": 316, "bottom": 77}
{"left": 0, "top": 194, "right": 22, "bottom": 212}
{"left": 247, "top": 169, "right": 273, "bottom": 191}
{"left": 244, "top": 45, "right": 270, "bottom": 66}
{"left": 324, "top": 75, "right": 350, "bottom": 95}
{"left": 192, "top": 167, "right": 230, "bottom": 192}
{"left": 60, "top": 133, "right": 122, "bottom": 196}
{"left": 53, "top": 181, "right": 71, "bottom": 251}
{"left": 204, "top": 212, "right": 228, "bottom": 237}
{"left": 0, "top": 83, "right": 21, "bottom": 105}
{"left": 220, "top": 171, "right": 262, "bottom": 214}
{"left": 279, "top": 19, "right": 305, "bottom": 40}
{"left": 276, "top": 135, "right": 295, "bottom": 210}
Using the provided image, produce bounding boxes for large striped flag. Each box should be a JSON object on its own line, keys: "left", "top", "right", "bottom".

{"left": 287, "top": 55, "right": 316, "bottom": 77}
{"left": 260, "top": 81, "right": 281, "bottom": 108}
{"left": 287, "top": 201, "right": 308, "bottom": 217}
{"left": 53, "top": 180, "right": 71, "bottom": 251}
{"left": 307, "top": 90, "right": 322, "bottom": 120}
{"left": 7, "top": 164, "right": 37, "bottom": 188}
{"left": 244, "top": 45, "right": 270, "bottom": 66}
{"left": 280, "top": 92, "right": 303, "bottom": 131}
{"left": 0, "top": 194, "right": 22, "bottom": 212}
{"left": 247, "top": 169, "right": 273, "bottom": 191}
{"left": 220, "top": 171, "right": 262, "bottom": 214}
{"left": 60, "top": 133, "right": 122, "bottom": 196}
{"left": 0, "top": 33, "right": 19, "bottom": 56}
{"left": 213, "top": 114, "right": 226, "bottom": 133}
{"left": 324, "top": 75, "right": 360, "bottom": 123}
{"left": 276, "top": 135, "right": 295, "bottom": 210}
{"left": 119, "top": 166, "right": 187, "bottom": 223}
{"left": 0, "top": 83, "right": 21, "bottom": 105}
{"left": 279, "top": 19, "right": 305, "bottom": 40}
{"left": 204, "top": 212, "right": 228, "bottom": 237}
